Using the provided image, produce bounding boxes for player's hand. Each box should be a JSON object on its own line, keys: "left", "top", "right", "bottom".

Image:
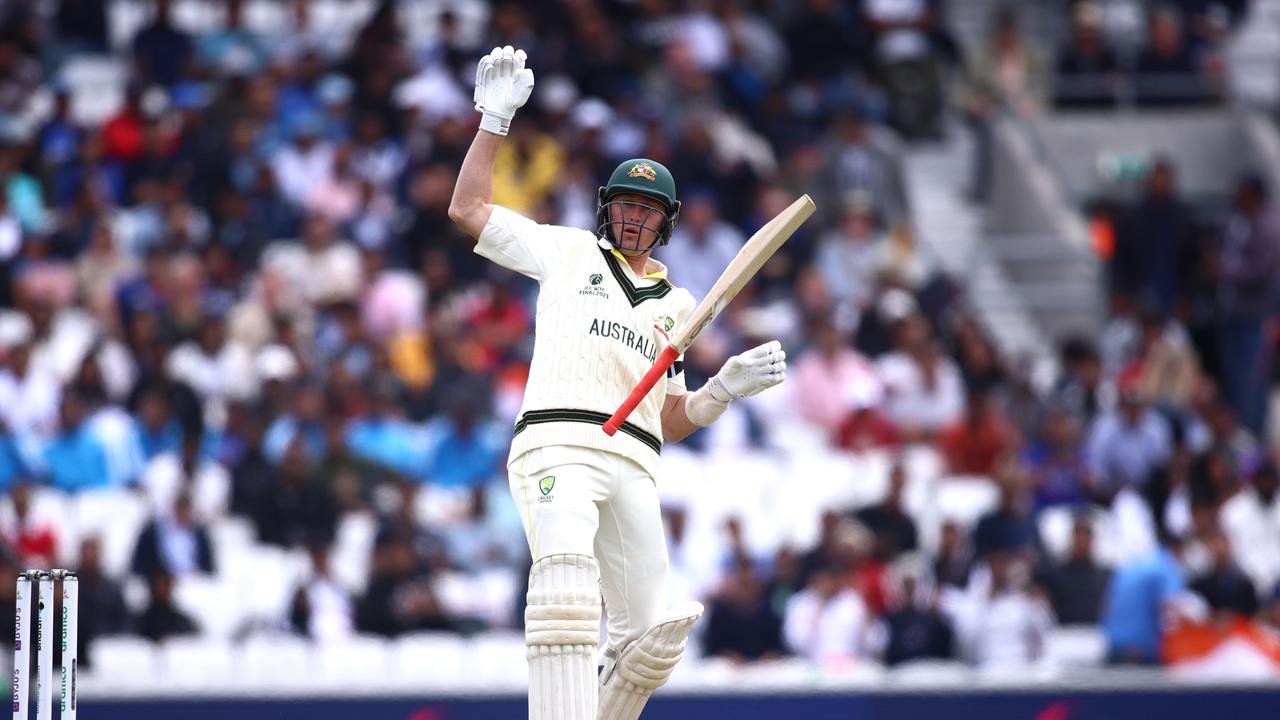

{"left": 708, "top": 340, "right": 787, "bottom": 401}
{"left": 473, "top": 45, "right": 534, "bottom": 136}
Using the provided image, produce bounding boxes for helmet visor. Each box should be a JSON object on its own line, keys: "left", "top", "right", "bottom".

{"left": 600, "top": 198, "right": 667, "bottom": 254}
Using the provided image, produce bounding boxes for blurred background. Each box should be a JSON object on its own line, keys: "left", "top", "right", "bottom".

{"left": 0, "top": 0, "right": 1278, "bottom": 717}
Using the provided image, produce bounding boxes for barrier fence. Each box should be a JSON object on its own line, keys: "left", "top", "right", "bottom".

{"left": 79, "top": 686, "right": 1280, "bottom": 720}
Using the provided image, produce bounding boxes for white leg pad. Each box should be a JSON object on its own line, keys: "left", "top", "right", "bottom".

{"left": 526, "top": 554, "right": 602, "bottom": 720}
{"left": 597, "top": 601, "right": 704, "bottom": 720}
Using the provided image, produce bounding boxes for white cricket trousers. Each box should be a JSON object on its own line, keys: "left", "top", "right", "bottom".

{"left": 510, "top": 444, "right": 670, "bottom": 656}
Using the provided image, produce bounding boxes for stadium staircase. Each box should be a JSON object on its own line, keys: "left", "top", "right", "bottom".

{"left": 903, "top": 134, "right": 1058, "bottom": 370}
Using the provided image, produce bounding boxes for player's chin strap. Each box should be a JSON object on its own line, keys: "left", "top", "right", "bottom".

{"left": 597, "top": 601, "right": 704, "bottom": 720}
{"left": 527, "top": 554, "right": 602, "bottom": 720}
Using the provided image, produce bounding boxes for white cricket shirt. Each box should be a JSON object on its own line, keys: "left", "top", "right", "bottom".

{"left": 476, "top": 206, "right": 696, "bottom": 477}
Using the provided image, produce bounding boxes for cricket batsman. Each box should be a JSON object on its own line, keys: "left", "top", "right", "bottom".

{"left": 448, "top": 46, "right": 788, "bottom": 720}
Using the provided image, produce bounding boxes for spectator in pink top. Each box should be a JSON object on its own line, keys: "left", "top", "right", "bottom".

{"left": 792, "top": 315, "right": 882, "bottom": 443}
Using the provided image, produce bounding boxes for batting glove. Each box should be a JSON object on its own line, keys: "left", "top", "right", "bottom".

{"left": 473, "top": 45, "right": 534, "bottom": 136}
{"left": 707, "top": 340, "right": 788, "bottom": 401}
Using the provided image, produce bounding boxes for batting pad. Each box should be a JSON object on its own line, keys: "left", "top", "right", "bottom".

{"left": 526, "top": 554, "right": 602, "bottom": 720}
{"left": 597, "top": 600, "right": 704, "bottom": 720}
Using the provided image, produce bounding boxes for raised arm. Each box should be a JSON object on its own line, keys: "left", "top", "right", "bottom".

{"left": 448, "top": 130, "right": 502, "bottom": 240}
{"left": 448, "top": 46, "right": 534, "bottom": 241}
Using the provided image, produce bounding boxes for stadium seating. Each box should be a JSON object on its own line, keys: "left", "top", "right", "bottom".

{"left": 1043, "top": 626, "right": 1108, "bottom": 669}
{"left": 89, "top": 636, "right": 160, "bottom": 690}
{"left": 160, "top": 636, "right": 237, "bottom": 688}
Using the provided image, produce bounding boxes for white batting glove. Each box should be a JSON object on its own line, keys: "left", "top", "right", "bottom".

{"left": 707, "top": 340, "right": 788, "bottom": 401}
{"left": 473, "top": 45, "right": 534, "bottom": 136}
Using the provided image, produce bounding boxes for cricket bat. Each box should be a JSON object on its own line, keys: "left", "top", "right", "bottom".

{"left": 602, "top": 194, "right": 816, "bottom": 436}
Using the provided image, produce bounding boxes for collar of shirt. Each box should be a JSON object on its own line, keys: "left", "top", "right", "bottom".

{"left": 606, "top": 245, "right": 668, "bottom": 281}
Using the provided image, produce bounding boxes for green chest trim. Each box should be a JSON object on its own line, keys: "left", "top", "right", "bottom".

{"left": 600, "top": 247, "right": 672, "bottom": 307}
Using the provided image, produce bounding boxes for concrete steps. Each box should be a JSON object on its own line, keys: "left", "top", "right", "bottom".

{"left": 904, "top": 131, "right": 1056, "bottom": 366}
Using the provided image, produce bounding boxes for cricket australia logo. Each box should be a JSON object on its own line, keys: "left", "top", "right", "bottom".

{"left": 580, "top": 273, "right": 609, "bottom": 299}
{"left": 538, "top": 475, "right": 555, "bottom": 503}
{"left": 628, "top": 163, "right": 657, "bottom": 182}
{"left": 653, "top": 314, "right": 675, "bottom": 342}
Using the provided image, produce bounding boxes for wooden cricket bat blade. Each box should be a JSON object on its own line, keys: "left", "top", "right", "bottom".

{"left": 602, "top": 194, "right": 816, "bottom": 436}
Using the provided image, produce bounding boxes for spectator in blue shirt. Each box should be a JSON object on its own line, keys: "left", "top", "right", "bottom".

{"left": 1102, "top": 531, "right": 1187, "bottom": 665}
{"left": 43, "top": 389, "right": 111, "bottom": 492}
{"left": 420, "top": 390, "right": 504, "bottom": 488}
{"left": 132, "top": 384, "right": 183, "bottom": 462}
{"left": 345, "top": 380, "right": 420, "bottom": 478}
{"left": 1085, "top": 372, "right": 1172, "bottom": 500}
{"left": 264, "top": 383, "right": 328, "bottom": 465}
{"left": 1023, "top": 405, "right": 1093, "bottom": 510}
{"left": 37, "top": 89, "right": 83, "bottom": 175}
{"left": 0, "top": 432, "right": 27, "bottom": 492}
{"left": 195, "top": 0, "right": 267, "bottom": 77}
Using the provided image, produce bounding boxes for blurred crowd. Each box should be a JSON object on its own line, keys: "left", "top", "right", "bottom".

{"left": 0, "top": 0, "right": 1275, "bottom": 677}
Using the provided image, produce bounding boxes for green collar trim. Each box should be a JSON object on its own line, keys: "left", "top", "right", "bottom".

{"left": 600, "top": 247, "right": 672, "bottom": 307}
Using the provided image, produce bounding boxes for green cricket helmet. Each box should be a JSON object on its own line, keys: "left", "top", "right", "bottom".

{"left": 596, "top": 159, "right": 681, "bottom": 251}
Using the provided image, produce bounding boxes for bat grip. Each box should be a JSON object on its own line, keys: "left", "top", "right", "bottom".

{"left": 603, "top": 345, "right": 681, "bottom": 436}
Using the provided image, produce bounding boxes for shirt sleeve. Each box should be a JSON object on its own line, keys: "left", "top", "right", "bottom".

{"left": 474, "top": 205, "right": 589, "bottom": 282}
{"left": 665, "top": 289, "right": 698, "bottom": 397}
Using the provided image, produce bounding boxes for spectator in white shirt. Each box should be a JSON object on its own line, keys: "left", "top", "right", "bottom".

{"left": 0, "top": 316, "right": 61, "bottom": 442}
{"left": 291, "top": 542, "right": 355, "bottom": 641}
{"left": 658, "top": 190, "right": 744, "bottom": 302}
{"left": 955, "top": 552, "right": 1054, "bottom": 669}
{"left": 28, "top": 301, "right": 98, "bottom": 386}
{"left": 876, "top": 312, "right": 965, "bottom": 441}
{"left": 140, "top": 431, "right": 230, "bottom": 521}
{"left": 261, "top": 215, "right": 363, "bottom": 307}
{"left": 783, "top": 563, "right": 874, "bottom": 665}
{"left": 165, "top": 311, "right": 256, "bottom": 430}
{"left": 271, "top": 111, "right": 335, "bottom": 208}
{"left": 1219, "top": 461, "right": 1280, "bottom": 599}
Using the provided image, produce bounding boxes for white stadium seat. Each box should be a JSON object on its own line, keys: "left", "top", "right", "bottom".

{"left": 210, "top": 516, "right": 256, "bottom": 554}
{"left": 467, "top": 632, "right": 528, "bottom": 689}
{"left": 226, "top": 545, "right": 309, "bottom": 625}
{"left": 172, "top": 573, "right": 242, "bottom": 639}
{"left": 88, "top": 636, "right": 159, "bottom": 688}
{"left": 392, "top": 632, "right": 468, "bottom": 688}
{"left": 1044, "top": 626, "right": 1107, "bottom": 668}
{"left": 932, "top": 475, "right": 1001, "bottom": 527}
{"left": 71, "top": 489, "right": 149, "bottom": 578}
{"left": 331, "top": 511, "right": 378, "bottom": 594}
{"left": 1037, "top": 505, "right": 1077, "bottom": 562}
{"left": 315, "top": 635, "right": 391, "bottom": 685}
{"left": 786, "top": 450, "right": 863, "bottom": 513}
{"left": 888, "top": 660, "right": 971, "bottom": 687}
{"left": 241, "top": 634, "right": 314, "bottom": 684}
{"left": 160, "top": 636, "right": 237, "bottom": 687}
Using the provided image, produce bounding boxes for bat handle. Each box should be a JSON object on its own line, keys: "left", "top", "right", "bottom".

{"left": 603, "top": 345, "right": 681, "bottom": 436}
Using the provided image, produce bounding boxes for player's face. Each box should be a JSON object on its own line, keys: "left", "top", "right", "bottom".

{"left": 607, "top": 193, "right": 667, "bottom": 255}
